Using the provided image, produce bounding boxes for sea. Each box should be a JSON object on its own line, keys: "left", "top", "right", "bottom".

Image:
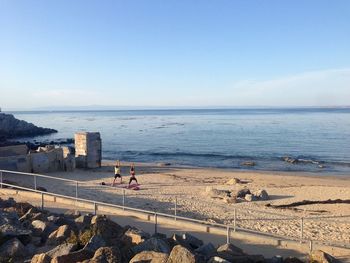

{"left": 9, "top": 108, "right": 350, "bottom": 174}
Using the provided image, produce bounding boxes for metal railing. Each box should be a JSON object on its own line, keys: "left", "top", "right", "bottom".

{"left": 0, "top": 169, "right": 349, "bottom": 249}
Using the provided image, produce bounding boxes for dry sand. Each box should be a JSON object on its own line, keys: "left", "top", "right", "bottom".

{"left": 4, "top": 161, "right": 350, "bottom": 245}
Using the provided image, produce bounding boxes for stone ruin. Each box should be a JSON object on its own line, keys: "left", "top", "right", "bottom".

{"left": 74, "top": 132, "right": 102, "bottom": 169}
{"left": 0, "top": 131, "right": 102, "bottom": 173}
{"left": 0, "top": 144, "right": 75, "bottom": 173}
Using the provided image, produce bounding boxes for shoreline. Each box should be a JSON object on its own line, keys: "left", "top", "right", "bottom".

{"left": 102, "top": 159, "right": 350, "bottom": 179}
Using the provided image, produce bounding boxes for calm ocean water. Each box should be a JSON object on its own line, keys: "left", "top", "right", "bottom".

{"left": 9, "top": 108, "right": 350, "bottom": 174}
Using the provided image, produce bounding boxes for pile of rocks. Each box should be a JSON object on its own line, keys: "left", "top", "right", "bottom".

{"left": 206, "top": 187, "right": 269, "bottom": 203}
{"left": 0, "top": 197, "right": 338, "bottom": 263}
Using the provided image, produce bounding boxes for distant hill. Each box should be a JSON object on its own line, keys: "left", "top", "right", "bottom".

{"left": 0, "top": 113, "right": 57, "bottom": 139}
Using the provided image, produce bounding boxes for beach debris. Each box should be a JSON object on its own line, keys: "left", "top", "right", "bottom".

{"left": 245, "top": 194, "right": 258, "bottom": 202}
{"left": 241, "top": 161, "right": 256, "bottom": 167}
{"left": 309, "top": 250, "right": 338, "bottom": 263}
{"left": 226, "top": 178, "right": 241, "bottom": 185}
{"left": 266, "top": 199, "right": 350, "bottom": 209}
{"left": 254, "top": 189, "right": 269, "bottom": 201}
{"left": 235, "top": 188, "right": 251, "bottom": 198}
{"left": 223, "top": 196, "right": 237, "bottom": 204}
{"left": 205, "top": 186, "right": 230, "bottom": 199}
{"left": 283, "top": 156, "right": 299, "bottom": 164}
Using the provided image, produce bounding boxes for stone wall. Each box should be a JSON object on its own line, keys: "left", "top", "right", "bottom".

{"left": 0, "top": 145, "right": 28, "bottom": 158}
{"left": 0, "top": 144, "right": 75, "bottom": 173}
{"left": 75, "top": 132, "right": 101, "bottom": 169}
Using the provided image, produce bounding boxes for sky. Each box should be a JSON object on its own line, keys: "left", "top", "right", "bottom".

{"left": 0, "top": 0, "right": 349, "bottom": 110}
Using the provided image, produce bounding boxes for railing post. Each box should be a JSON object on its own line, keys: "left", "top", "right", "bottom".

{"left": 309, "top": 240, "right": 313, "bottom": 252}
{"left": 226, "top": 226, "right": 230, "bottom": 244}
{"left": 154, "top": 212, "right": 158, "bottom": 234}
{"left": 300, "top": 217, "right": 304, "bottom": 242}
{"left": 41, "top": 192, "right": 44, "bottom": 210}
{"left": 122, "top": 189, "right": 125, "bottom": 210}
{"left": 94, "top": 202, "right": 97, "bottom": 215}
{"left": 75, "top": 181, "right": 78, "bottom": 199}
{"left": 233, "top": 208, "right": 237, "bottom": 232}
{"left": 0, "top": 171, "right": 3, "bottom": 189}
{"left": 34, "top": 175, "right": 37, "bottom": 190}
{"left": 174, "top": 197, "right": 177, "bottom": 220}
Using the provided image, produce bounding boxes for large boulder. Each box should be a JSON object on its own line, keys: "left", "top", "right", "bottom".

{"left": 195, "top": 243, "right": 216, "bottom": 259}
{"left": 83, "top": 235, "right": 107, "bottom": 253}
{"left": 167, "top": 245, "right": 203, "bottom": 263}
{"left": 132, "top": 237, "right": 171, "bottom": 254}
{"left": 46, "top": 225, "right": 74, "bottom": 245}
{"left": 0, "top": 221, "right": 32, "bottom": 245}
{"left": 182, "top": 233, "right": 203, "bottom": 249}
{"left": 245, "top": 194, "right": 258, "bottom": 202}
{"left": 51, "top": 249, "right": 94, "bottom": 263}
{"left": 310, "top": 250, "right": 339, "bottom": 263}
{"left": 123, "top": 227, "right": 151, "bottom": 245}
{"left": 130, "top": 251, "right": 169, "bottom": 263}
{"left": 45, "top": 243, "right": 78, "bottom": 258}
{"left": 217, "top": 243, "right": 245, "bottom": 261}
{"left": 85, "top": 246, "right": 122, "bottom": 263}
{"left": 0, "top": 237, "right": 26, "bottom": 261}
{"left": 31, "top": 220, "right": 49, "bottom": 236}
{"left": 31, "top": 253, "right": 51, "bottom": 263}
{"left": 91, "top": 215, "right": 124, "bottom": 243}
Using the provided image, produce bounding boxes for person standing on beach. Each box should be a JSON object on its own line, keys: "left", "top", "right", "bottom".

{"left": 129, "top": 163, "right": 138, "bottom": 186}
{"left": 112, "top": 160, "right": 122, "bottom": 186}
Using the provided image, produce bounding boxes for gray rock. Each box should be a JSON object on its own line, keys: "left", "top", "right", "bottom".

{"left": 31, "top": 220, "right": 48, "bottom": 235}
{"left": 236, "top": 188, "right": 251, "bottom": 198}
{"left": 283, "top": 257, "right": 304, "bottom": 263}
{"left": 0, "top": 237, "right": 26, "bottom": 260}
{"left": 217, "top": 243, "right": 245, "bottom": 261}
{"left": 31, "top": 253, "right": 51, "bottom": 263}
{"left": 130, "top": 251, "right": 169, "bottom": 263}
{"left": 182, "top": 233, "right": 203, "bottom": 249}
{"left": 46, "top": 225, "right": 73, "bottom": 246}
{"left": 51, "top": 249, "right": 94, "bottom": 263}
{"left": 195, "top": 243, "right": 216, "bottom": 259}
{"left": 167, "top": 245, "right": 202, "bottom": 263}
{"left": 86, "top": 246, "right": 121, "bottom": 263}
{"left": 46, "top": 243, "right": 78, "bottom": 258}
{"left": 83, "top": 235, "right": 106, "bottom": 253}
{"left": 208, "top": 256, "right": 231, "bottom": 263}
{"left": 245, "top": 194, "right": 258, "bottom": 202}
{"left": 75, "top": 214, "right": 92, "bottom": 226}
{"left": 133, "top": 237, "right": 171, "bottom": 254}
{"left": 310, "top": 250, "right": 339, "bottom": 263}
{"left": 124, "top": 227, "right": 151, "bottom": 245}
{"left": 254, "top": 189, "right": 269, "bottom": 201}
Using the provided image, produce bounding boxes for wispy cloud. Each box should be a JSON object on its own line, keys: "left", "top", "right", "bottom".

{"left": 223, "top": 68, "right": 350, "bottom": 106}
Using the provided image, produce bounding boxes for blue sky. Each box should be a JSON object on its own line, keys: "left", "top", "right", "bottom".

{"left": 0, "top": 0, "right": 349, "bottom": 109}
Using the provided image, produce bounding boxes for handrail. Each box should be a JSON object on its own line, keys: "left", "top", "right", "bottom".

{"left": 1, "top": 181, "right": 350, "bottom": 249}
{"left": 0, "top": 169, "right": 78, "bottom": 183}
{"left": 1, "top": 169, "right": 350, "bottom": 249}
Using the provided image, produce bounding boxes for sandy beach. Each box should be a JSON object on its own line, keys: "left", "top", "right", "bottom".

{"left": 3, "top": 161, "right": 350, "bottom": 245}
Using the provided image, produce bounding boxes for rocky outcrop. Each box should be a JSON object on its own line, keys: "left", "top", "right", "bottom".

{"left": 0, "top": 197, "right": 339, "bottom": 263}
{"left": 0, "top": 113, "right": 57, "bottom": 139}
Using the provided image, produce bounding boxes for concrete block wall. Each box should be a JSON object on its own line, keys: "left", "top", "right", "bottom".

{"left": 75, "top": 132, "right": 101, "bottom": 169}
